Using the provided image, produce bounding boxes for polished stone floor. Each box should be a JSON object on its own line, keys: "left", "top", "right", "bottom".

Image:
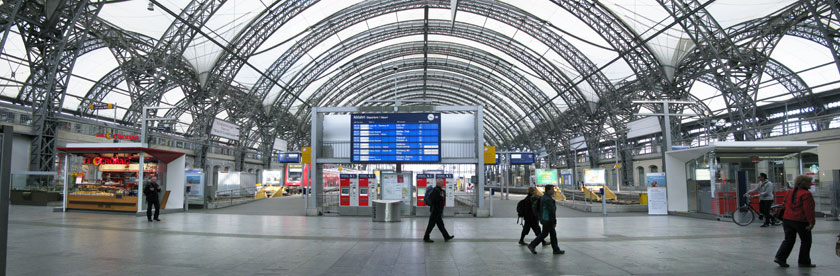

{"left": 5, "top": 196, "right": 840, "bottom": 276}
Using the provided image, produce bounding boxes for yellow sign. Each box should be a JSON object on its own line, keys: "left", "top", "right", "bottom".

{"left": 483, "top": 146, "right": 496, "bottom": 164}
{"left": 301, "top": 147, "right": 311, "bottom": 164}
{"left": 614, "top": 163, "right": 621, "bottom": 169}
{"left": 338, "top": 166, "right": 343, "bottom": 171}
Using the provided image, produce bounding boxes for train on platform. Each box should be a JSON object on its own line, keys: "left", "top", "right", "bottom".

{"left": 284, "top": 164, "right": 355, "bottom": 194}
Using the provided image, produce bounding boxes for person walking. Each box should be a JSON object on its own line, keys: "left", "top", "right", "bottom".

{"left": 423, "top": 179, "right": 454, "bottom": 243}
{"left": 527, "top": 185, "right": 564, "bottom": 255}
{"left": 747, "top": 173, "right": 777, "bottom": 227}
{"left": 144, "top": 176, "right": 162, "bottom": 222}
{"left": 518, "top": 187, "right": 543, "bottom": 245}
{"left": 774, "top": 175, "right": 816, "bottom": 268}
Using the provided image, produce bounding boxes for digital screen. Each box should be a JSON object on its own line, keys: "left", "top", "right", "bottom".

{"left": 351, "top": 113, "right": 441, "bottom": 163}
{"left": 535, "top": 169, "right": 558, "bottom": 186}
{"left": 510, "top": 152, "right": 535, "bottom": 164}
{"left": 695, "top": 169, "right": 711, "bottom": 181}
{"left": 584, "top": 169, "right": 606, "bottom": 185}
{"left": 277, "top": 152, "right": 301, "bottom": 163}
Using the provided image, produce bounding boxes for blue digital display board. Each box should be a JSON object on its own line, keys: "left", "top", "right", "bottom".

{"left": 351, "top": 113, "right": 441, "bottom": 163}
{"left": 509, "top": 152, "right": 535, "bottom": 164}
{"left": 277, "top": 152, "right": 301, "bottom": 163}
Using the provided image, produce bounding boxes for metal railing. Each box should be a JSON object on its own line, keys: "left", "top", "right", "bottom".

{"left": 210, "top": 186, "right": 262, "bottom": 209}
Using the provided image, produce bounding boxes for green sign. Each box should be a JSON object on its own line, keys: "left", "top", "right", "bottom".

{"left": 535, "top": 169, "right": 558, "bottom": 186}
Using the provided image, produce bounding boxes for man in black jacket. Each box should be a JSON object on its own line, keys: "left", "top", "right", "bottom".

{"left": 144, "top": 176, "right": 162, "bottom": 222}
{"left": 423, "top": 179, "right": 454, "bottom": 243}
{"left": 528, "top": 185, "right": 564, "bottom": 255}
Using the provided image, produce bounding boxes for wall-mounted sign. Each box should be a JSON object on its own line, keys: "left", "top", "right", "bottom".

{"left": 277, "top": 152, "right": 301, "bottom": 163}
{"left": 211, "top": 119, "right": 240, "bottom": 140}
{"left": 96, "top": 132, "right": 139, "bottom": 140}
{"left": 84, "top": 157, "right": 131, "bottom": 166}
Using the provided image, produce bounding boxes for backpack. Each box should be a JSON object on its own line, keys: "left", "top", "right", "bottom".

{"left": 531, "top": 196, "right": 541, "bottom": 220}
{"left": 516, "top": 197, "right": 531, "bottom": 217}
{"left": 424, "top": 186, "right": 434, "bottom": 206}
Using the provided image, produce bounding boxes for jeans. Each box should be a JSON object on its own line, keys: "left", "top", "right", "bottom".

{"left": 147, "top": 199, "right": 160, "bottom": 220}
{"left": 759, "top": 200, "right": 775, "bottom": 225}
{"left": 775, "top": 220, "right": 812, "bottom": 265}
{"left": 529, "top": 221, "right": 560, "bottom": 252}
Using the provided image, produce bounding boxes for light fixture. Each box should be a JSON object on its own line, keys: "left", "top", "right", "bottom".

{"left": 147, "top": 1, "right": 154, "bottom": 11}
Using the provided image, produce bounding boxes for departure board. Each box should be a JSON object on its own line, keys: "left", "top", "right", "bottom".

{"left": 351, "top": 113, "right": 441, "bottom": 163}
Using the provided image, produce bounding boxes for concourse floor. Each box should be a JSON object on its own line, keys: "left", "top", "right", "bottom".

{"left": 5, "top": 204, "right": 840, "bottom": 276}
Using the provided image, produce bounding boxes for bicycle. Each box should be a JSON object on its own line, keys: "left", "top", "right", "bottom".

{"left": 731, "top": 195, "right": 784, "bottom": 226}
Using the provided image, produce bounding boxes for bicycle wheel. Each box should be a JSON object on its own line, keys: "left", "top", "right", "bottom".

{"left": 732, "top": 206, "right": 755, "bottom": 226}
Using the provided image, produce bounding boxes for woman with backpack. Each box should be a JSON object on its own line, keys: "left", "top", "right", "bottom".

{"left": 517, "top": 187, "right": 543, "bottom": 245}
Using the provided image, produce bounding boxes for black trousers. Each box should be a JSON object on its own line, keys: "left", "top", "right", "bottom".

{"left": 775, "top": 220, "right": 812, "bottom": 265}
{"left": 424, "top": 211, "right": 450, "bottom": 239}
{"left": 529, "top": 221, "right": 560, "bottom": 252}
{"left": 520, "top": 218, "right": 541, "bottom": 241}
{"left": 759, "top": 200, "right": 775, "bottom": 225}
{"left": 147, "top": 199, "right": 160, "bottom": 220}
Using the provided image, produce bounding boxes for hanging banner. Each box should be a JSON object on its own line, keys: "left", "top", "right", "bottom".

{"left": 211, "top": 119, "right": 240, "bottom": 140}
{"left": 646, "top": 172, "right": 668, "bottom": 215}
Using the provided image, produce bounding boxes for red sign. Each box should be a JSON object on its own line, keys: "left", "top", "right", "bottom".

{"left": 84, "top": 157, "right": 130, "bottom": 166}
{"left": 96, "top": 132, "right": 139, "bottom": 141}
{"left": 751, "top": 156, "right": 760, "bottom": 163}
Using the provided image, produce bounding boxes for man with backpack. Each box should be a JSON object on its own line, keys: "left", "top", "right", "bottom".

{"left": 423, "top": 178, "right": 454, "bottom": 243}
{"left": 517, "top": 187, "right": 543, "bottom": 245}
{"left": 528, "top": 185, "right": 564, "bottom": 255}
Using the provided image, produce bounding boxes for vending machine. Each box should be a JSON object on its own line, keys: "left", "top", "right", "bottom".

{"left": 358, "top": 174, "right": 375, "bottom": 206}
{"left": 437, "top": 174, "right": 455, "bottom": 207}
{"left": 339, "top": 174, "right": 356, "bottom": 207}
{"left": 416, "top": 174, "right": 434, "bottom": 207}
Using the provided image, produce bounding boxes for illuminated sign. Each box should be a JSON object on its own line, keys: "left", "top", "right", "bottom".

{"left": 96, "top": 132, "right": 140, "bottom": 141}
{"left": 84, "top": 157, "right": 131, "bottom": 166}
{"left": 88, "top": 103, "right": 114, "bottom": 110}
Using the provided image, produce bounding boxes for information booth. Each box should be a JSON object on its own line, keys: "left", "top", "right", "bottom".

{"left": 664, "top": 141, "right": 816, "bottom": 216}
{"left": 58, "top": 143, "right": 186, "bottom": 213}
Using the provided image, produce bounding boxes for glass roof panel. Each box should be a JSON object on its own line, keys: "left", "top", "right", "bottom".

{"left": 771, "top": 36, "right": 840, "bottom": 94}
{"left": 0, "top": 31, "right": 30, "bottom": 98}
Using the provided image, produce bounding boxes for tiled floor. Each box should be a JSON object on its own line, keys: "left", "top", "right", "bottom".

{"left": 4, "top": 197, "right": 840, "bottom": 276}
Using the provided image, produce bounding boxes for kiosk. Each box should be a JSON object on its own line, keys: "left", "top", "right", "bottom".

{"left": 57, "top": 143, "right": 186, "bottom": 214}
{"left": 664, "top": 141, "right": 816, "bottom": 215}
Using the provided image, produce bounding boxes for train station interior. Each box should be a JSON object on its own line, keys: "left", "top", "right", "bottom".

{"left": 2, "top": 0, "right": 840, "bottom": 275}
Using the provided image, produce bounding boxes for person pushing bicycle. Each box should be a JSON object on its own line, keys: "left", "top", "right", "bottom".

{"left": 746, "top": 173, "right": 777, "bottom": 227}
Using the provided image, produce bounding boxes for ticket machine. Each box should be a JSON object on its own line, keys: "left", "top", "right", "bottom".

{"left": 416, "top": 174, "right": 434, "bottom": 207}
{"left": 358, "top": 174, "right": 375, "bottom": 206}
{"left": 437, "top": 174, "right": 455, "bottom": 207}
{"left": 339, "top": 174, "right": 356, "bottom": 206}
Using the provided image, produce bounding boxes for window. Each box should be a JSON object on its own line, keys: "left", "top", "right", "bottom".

{"left": 649, "top": 165, "right": 658, "bottom": 173}
{"left": 637, "top": 167, "right": 644, "bottom": 186}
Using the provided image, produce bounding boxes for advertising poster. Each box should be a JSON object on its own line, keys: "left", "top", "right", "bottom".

{"left": 646, "top": 172, "right": 668, "bottom": 215}
{"left": 560, "top": 169, "right": 574, "bottom": 187}
{"left": 584, "top": 169, "right": 606, "bottom": 185}
{"left": 535, "top": 169, "right": 558, "bottom": 186}
{"left": 646, "top": 172, "right": 666, "bottom": 188}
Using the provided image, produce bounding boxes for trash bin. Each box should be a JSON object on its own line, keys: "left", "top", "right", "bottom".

{"left": 372, "top": 200, "right": 401, "bottom": 222}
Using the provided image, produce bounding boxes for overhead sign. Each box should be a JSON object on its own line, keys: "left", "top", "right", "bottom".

{"left": 484, "top": 146, "right": 496, "bottom": 164}
{"left": 351, "top": 113, "right": 441, "bottom": 163}
{"left": 535, "top": 169, "right": 558, "bottom": 186}
{"left": 301, "top": 147, "right": 311, "bottom": 164}
{"left": 509, "top": 152, "right": 535, "bottom": 164}
{"left": 96, "top": 132, "right": 139, "bottom": 141}
{"left": 211, "top": 119, "right": 240, "bottom": 140}
{"left": 88, "top": 103, "right": 114, "bottom": 110}
{"left": 277, "top": 152, "right": 301, "bottom": 163}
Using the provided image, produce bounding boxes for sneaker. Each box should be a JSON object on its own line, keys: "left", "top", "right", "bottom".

{"left": 518, "top": 241, "right": 527, "bottom": 246}
{"left": 527, "top": 244, "right": 537, "bottom": 254}
{"left": 423, "top": 239, "right": 434, "bottom": 243}
{"left": 444, "top": 235, "right": 454, "bottom": 242}
{"left": 154, "top": 218, "right": 161, "bottom": 221}
{"left": 798, "top": 263, "right": 816, "bottom": 268}
{"left": 774, "top": 259, "right": 789, "bottom": 267}
{"left": 553, "top": 250, "right": 565, "bottom": 255}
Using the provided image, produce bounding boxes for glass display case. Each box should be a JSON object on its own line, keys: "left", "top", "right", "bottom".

{"left": 10, "top": 172, "right": 62, "bottom": 206}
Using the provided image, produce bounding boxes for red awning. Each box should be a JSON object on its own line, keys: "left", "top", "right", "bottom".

{"left": 57, "top": 147, "right": 185, "bottom": 164}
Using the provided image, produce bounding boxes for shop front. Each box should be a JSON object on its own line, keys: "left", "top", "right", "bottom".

{"left": 665, "top": 141, "right": 816, "bottom": 216}
{"left": 58, "top": 143, "right": 186, "bottom": 213}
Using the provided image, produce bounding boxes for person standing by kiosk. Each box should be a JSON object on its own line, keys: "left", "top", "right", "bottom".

{"left": 747, "top": 173, "right": 777, "bottom": 227}
{"left": 144, "top": 176, "right": 162, "bottom": 222}
{"left": 423, "top": 179, "right": 454, "bottom": 243}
